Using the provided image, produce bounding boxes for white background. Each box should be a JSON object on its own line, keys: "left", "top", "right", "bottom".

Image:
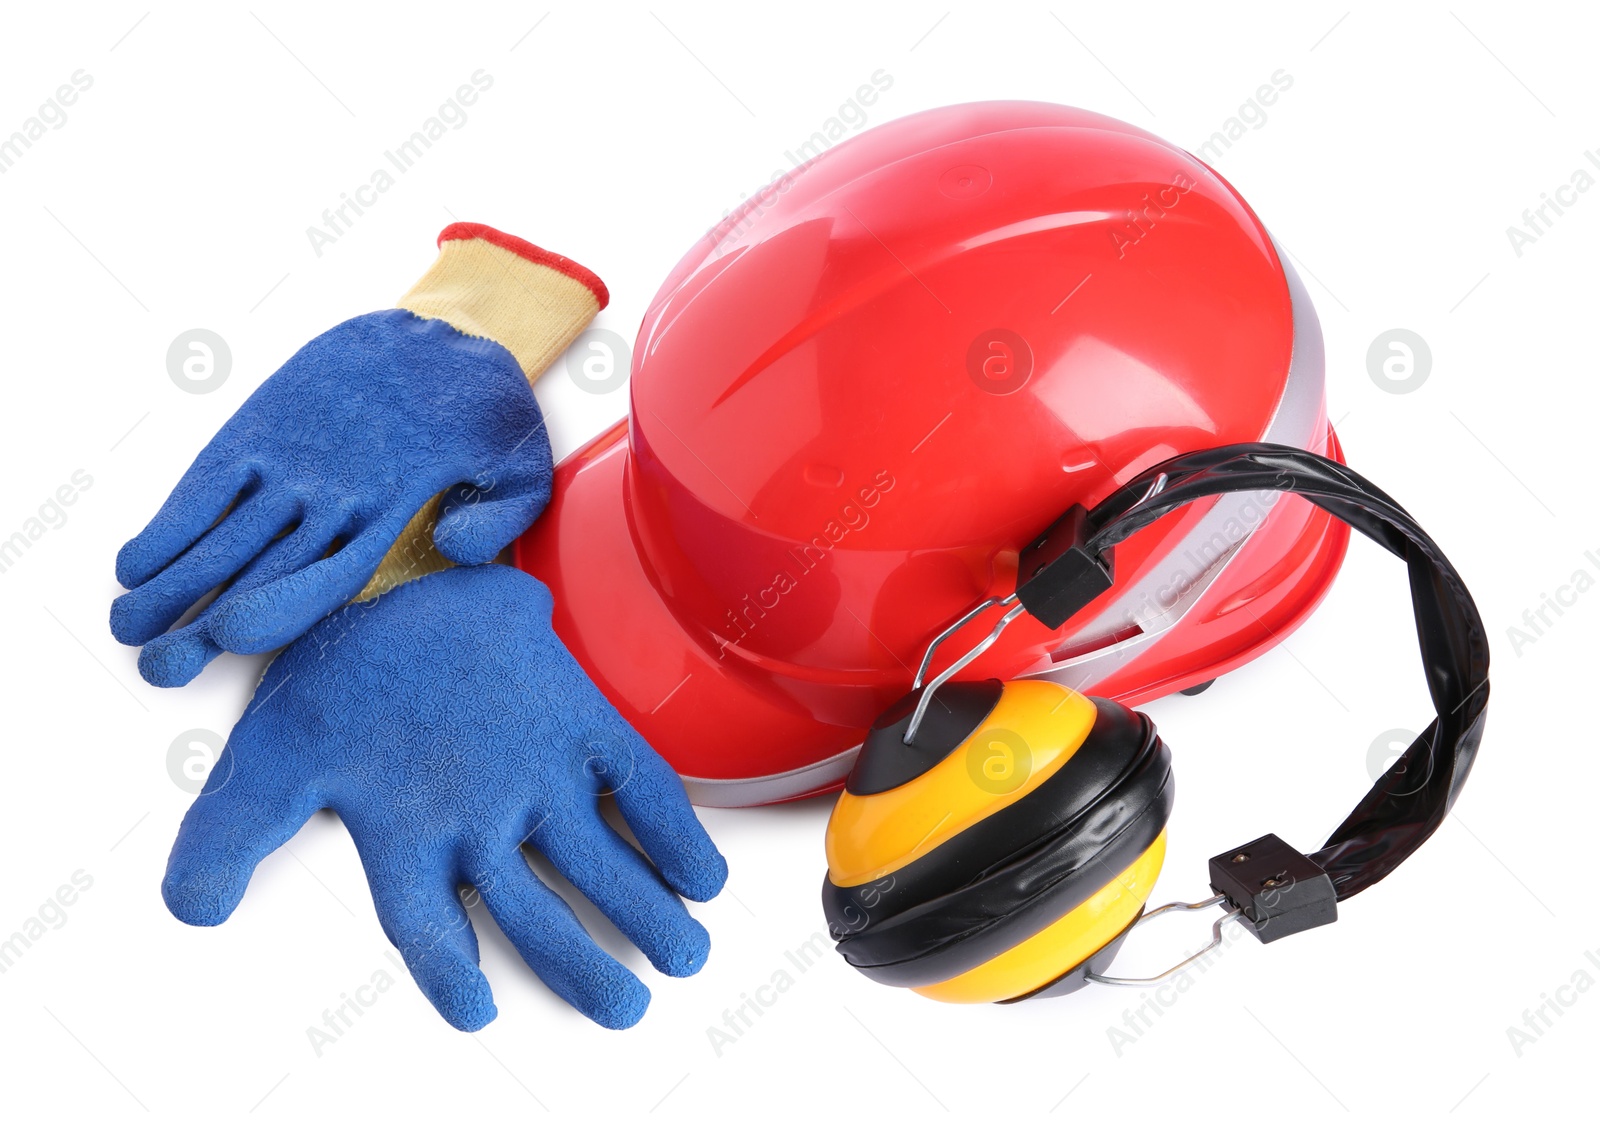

{"left": 0, "top": 2, "right": 1595, "bottom": 1121}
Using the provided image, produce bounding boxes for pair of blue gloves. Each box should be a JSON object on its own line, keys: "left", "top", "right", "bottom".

{"left": 112, "top": 226, "right": 727, "bottom": 1030}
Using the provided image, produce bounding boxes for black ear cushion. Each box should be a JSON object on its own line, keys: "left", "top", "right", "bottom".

{"left": 824, "top": 696, "right": 1174, "bottom": 988}
{"left": 825, "top": 698, "right": 1160, "bottom": 933}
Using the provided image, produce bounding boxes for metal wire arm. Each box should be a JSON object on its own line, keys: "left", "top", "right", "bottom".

{"left": 1084, "top": 895, "right": 1244, "bottom": 987}
{"left": 903, "top": 594, "right": 1023, "bottom": 745}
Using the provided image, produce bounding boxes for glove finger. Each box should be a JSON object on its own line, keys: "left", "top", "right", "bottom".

{"left": 433, "top": 459, "right": 553, "bottom": 566}
{"left": 110, "top": 488, "right": 302, "bottom": 647}
{"left": 134, "top": 511, "right": 345, "bottom": 687}
{"left": 531, "top": 806, "right": 711, "bottom": 978}
{"left": 116, "top": 458, "right": 253, "bottom": 589}
{"left": 357, "top": 856, "right": 496, "bottom": 1032}
{"left": 600, "top": 730, "right": 729, "bottom": 903}
{"left": 137, "top": 628, "right": 224, "bottom": 690}
{"left": 162, "top": 737, "right": 320, "bottom": 926}
{"left": 208, "top": 477, "right": 447, "bottom": 654}
{"left": 473, "top": 853, "right": 650, "bottom": 1030}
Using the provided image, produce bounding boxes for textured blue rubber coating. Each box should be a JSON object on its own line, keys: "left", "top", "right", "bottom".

{"left": 161, "top": 564, "right": 728, "bottom": 1030}
{"left": 113, "top": 310, "right": 554, "bottom": 687}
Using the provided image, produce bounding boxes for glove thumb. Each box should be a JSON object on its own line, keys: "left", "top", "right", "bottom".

{"left": 433, "top": 470, "right": 552, "bottom": 565}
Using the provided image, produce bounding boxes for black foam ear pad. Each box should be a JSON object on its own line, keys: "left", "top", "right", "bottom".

{"left": 823, "top": 691, "right": 1174, "bottom": 991}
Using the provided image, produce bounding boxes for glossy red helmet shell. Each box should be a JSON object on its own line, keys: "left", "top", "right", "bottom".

{"left": 516, "top": 101, "right": 1347, "bottom": 806}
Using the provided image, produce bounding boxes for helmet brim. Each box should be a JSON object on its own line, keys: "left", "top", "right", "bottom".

{"left": 514, "top": 421, "right": 867, "bottom": 807}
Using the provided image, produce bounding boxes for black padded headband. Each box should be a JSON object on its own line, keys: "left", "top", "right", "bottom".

{"left": 1055, "top": 442, "right": 1489, "bottom": 900}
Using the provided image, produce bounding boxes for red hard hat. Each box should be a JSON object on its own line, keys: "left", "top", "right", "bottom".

{"left": 515, "top": 101, "right": 1347, "bottom": 806}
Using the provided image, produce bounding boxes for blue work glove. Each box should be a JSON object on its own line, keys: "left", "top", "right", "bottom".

{"left": 112, "top": 223, "right": 609, "bottom": 687}
{"left": 161, "top": 564, "right": 728, "bottom": 1030}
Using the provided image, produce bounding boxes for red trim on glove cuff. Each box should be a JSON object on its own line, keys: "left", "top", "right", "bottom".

{"left": 437, "top": 222, "right": 610, "bottom": 310}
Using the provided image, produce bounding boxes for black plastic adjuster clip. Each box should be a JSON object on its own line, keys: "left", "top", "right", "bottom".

{"left": 1015, "top": 505, "right": 1114, "bottom": 629}
{"left": 1208, "top": 833, "right": 1338, "bottom": 944}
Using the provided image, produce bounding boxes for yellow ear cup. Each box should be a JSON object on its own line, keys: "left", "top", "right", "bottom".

{"left": 822, "top": 679, "right": 1174, "bottom": 1003}
{"left": 912, "top": 832, "right": 1167, "bottom": 1003}
{"left": 825, "top": 681, "right": 1098, "bottom": 886}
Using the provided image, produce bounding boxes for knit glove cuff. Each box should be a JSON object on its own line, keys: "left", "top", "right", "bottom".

{"left": 398, "top": 222, "right": 609, "bottom": 380}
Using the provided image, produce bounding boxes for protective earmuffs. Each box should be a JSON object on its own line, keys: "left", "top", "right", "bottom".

{"left": 822, "top": 443, "right": 1490, "bottom": 1003}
